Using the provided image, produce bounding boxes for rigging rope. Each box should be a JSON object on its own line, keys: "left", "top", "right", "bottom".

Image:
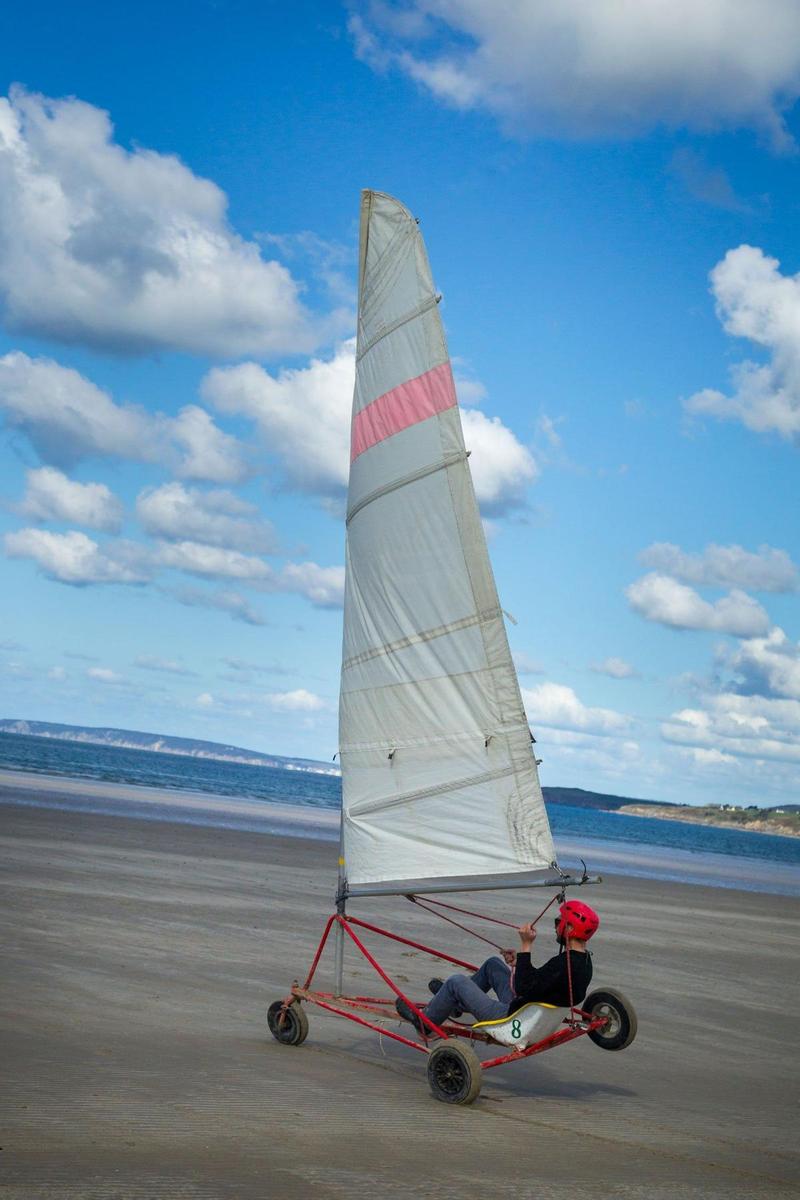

{"left": 405, "top": 891, "right": 563, "bottom": 952}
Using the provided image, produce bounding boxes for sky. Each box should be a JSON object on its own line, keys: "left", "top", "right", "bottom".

{"left": 1, "top": 0, "right": 799, "bottom": 808}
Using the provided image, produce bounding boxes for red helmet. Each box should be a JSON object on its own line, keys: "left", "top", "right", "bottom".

{"left": 555, "top": 900, "right": 599, "bottom": 943}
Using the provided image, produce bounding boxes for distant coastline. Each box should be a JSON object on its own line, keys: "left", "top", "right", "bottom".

{"left": 0, "top": 719, "right": 341, "bottom": 777}
{"left": 618, "top": 803, "right": 799, "bottom": 840}
{"left": 1, "top": 718, "right": 797, "bottom": 840}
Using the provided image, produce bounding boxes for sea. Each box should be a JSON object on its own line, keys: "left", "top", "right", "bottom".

{"left": 1, "top": 730, "right": 798, "bottom": 896}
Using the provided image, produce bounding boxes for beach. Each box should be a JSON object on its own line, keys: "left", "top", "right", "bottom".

{"left": 1, "top": 788, "right": 799, "bottom": 1199}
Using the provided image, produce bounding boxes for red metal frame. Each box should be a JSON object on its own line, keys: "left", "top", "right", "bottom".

{"left": 286, "top": 912, "right": 607, "bottom": 1069}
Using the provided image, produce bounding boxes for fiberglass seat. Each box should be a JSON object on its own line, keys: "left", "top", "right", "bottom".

{"left": 472, "top": 1002, "right": 570, "bottom": 1049}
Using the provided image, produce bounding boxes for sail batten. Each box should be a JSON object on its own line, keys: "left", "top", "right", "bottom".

{"left": 339, "top": 190, "right": 555, "bottom": 891}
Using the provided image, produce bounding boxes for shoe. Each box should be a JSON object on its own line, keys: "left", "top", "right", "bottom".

{"left": 395, "top": 996, "right": 425, "bottom": 1033}
{"left": 427, "top": 977, "right": 463, "bottom": 1019}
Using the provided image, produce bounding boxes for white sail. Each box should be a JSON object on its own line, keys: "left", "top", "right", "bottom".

{"left": 339, "top": 190, "right": 556, "bottom": 892}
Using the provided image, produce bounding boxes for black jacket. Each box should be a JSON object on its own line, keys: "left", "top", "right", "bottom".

{"left": 508, "top": 948, "right": 592, "bottom": 1013}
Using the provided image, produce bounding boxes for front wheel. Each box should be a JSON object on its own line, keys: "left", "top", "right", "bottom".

{"left": 267, "top": 1000, "right": 309, "bottom": 1046}
{"left": 584, "top": 988, "right": 637, "bottom": 1050}
{"left": 427, "top": 1041, "right": 482, "bottom": 1105}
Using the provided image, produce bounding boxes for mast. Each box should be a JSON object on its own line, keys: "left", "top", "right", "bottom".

{"left": 338, "top": 191, "right": 557, "bottom": 899}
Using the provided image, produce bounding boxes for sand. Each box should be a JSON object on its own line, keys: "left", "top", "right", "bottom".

{"left": 1, "top": 793, "right": 798, "bottom": 1199}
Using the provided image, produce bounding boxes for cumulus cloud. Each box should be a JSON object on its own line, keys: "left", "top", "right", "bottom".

{"left": 136, "top": 482, "right": 275, "bottom": 553}
{"left": 156, "top": 540, "right": 272, "bottom": 582}
{"left": 460, "top": 408, "right": 537, "bottom": 514}
{"left": 351, "top": 1, "right": 800, "bottom": 144}
{"left": 723, "top": 626, "right": 800, "bottom": 700}
{"left": 0, "top": 88, "right": 325, "bottom": 356}
{"left": 18, "top": 466, "right": 123, "bottom": 532}
{"left": 684, "top": 246, "right": 800, "bottom": 442}
{"left": 640, "top": 541, "right": 798, "bottom": 593}
{"left": 152, "top": 541, "right": 343, "bottom": 606}
{"left": 590, "top": 657, "right": 637, "bottom": 679}
{"left": 203, "top": 339, "right": 536, "bottom": 514}
{"left": 265, "top": 689, "right": 326, "bottom": 712}
{"left": 521, "top": 681, "right": 630, "bottom": 735}
{"left": 4, "top": 528, "right": 152, "bottom": 585}
{"left": 626, "top": 573, "right": 770, "bottom": 636}
{"left": 0, "top": 352, "right": 247, "bottom": 482}
{"left": 203, "top": 342, "right": 355, "bottom": 496}
{"left": 662, "top": 692, "right": 800, "bottom": 764}
{"left": 277, "top": 562, "right": 345, "bottom": 609}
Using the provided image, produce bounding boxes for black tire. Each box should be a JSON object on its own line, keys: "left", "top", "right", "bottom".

{"left": 427, "top": 1041, "right": 482, "bottom": 1105}
{"left": 267, "top": 1000, "right": 309, "bottom": 1046}
{"left": 584, "top": 988, "right": 637, "bottom": 1051}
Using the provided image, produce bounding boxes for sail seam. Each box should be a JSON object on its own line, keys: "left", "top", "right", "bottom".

{"left": 346, "top": 451, "right": 468, "bottom": 525}
{"left": 342, "top": 606, "right": 502, "bottom": 670}
{"left": 357, "top": 293, "right": 439, "bottom": 362}
{"left": 339, "top": 721, "right": 532, "bottom": 751}
{"left": 347, "top": 765, "right": 517, "bottom": 817}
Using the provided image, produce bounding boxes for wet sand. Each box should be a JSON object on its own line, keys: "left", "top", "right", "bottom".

{"left": 1, "top": 797, "right": 798, "bottom": 1199}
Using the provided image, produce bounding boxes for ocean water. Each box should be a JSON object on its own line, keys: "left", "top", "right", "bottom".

{"left": 1, "top": 730, "right": 798, "bottom": 895}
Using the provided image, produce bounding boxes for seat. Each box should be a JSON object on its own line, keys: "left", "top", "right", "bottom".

{"left": 472, "top": 1002, "right": 569, "bottom": 1049}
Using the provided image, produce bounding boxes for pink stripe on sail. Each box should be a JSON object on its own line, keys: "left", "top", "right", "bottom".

{"left": 351, "top": 361, "right": 457, "bottom": 462}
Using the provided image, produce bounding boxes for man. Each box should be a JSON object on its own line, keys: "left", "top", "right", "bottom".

{"left": 395, "top": 899, "right": 599, "bottom": 1032}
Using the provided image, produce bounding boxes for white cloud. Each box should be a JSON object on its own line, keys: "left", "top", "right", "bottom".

{"left": 640, "top": 541, "right": 798, "bottom": 592}
{"left": 134, "top": 655, "right": 196, "bottom": 677}
{"left": 196, "top": 692, "right": 214, "bottom": 707}
{"left": 204, "top": 339, "right": 536, "bottom": 514}
{"left": 626, "top": 573, "right": 770, "bottom": 636}
{"left": 87, "top": 666, "right": 124, "bottom": 684}
{"left": 689, "top": 747, "right": 736, "bottom": 766}
{"left": 47, "top": 665, "right": 67, "bottom": 681}
{"left": 685, "top": 246, "right": 800, "bottom": 441}
{"left": 156, "top": 543, "right": 343, "bottom": 606}
{"left": 136, "top": 482, "right": 274, "bottom": 552}
{"left": 277, "top": 562, "right": 345, "bottom": 609}
{"left": 521, "top": 681, "right": 630, "bottom": 735}
{"left": 590, "top": 657, "right": 637, "bottom": 679}
{"left": 0, "top": 88, "right": 324, "bottom": 356}
{"left": 18, "top": 466, "right": 123, "bottom": 531}
{"left": 265, "top": 689, "right": 326, "bottom": 713}
{"left": 536, "top": 414, "right": 563, "bottom": 449}
{"left": 4, "top": 528, "right": 152, "bottom": 585}
{"left": 171, "top": 586, "right": 267, "bottom": 626}
{"left": 203, "top": 342, "right": 355, "bottom": 496}
{"left": 351, "top": 2, "right": 800, "bottom": 144}
{"left": 0, "top": 352, "right": 247, "bottom": 482}
{"left": 512, "top": 651, "right": 543, "bottom": 676}
{"left": 460, "top": 408, "right": 537, "bottom": 514}
{"left": 723, "top": 626, "right": 800, "bottom": 700}
{"left": 662, "top": 692, "right": 800, "bottom": 764}
{"left": 168, "top": 407, "right": 248, "bottom": 484}
{"left": 156, "top": 540, "right": 272, "bottom": 582}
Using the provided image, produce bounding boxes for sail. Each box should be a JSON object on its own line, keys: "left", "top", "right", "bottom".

{"left": 339, "top": 190, "right": 556, "bottom": 893}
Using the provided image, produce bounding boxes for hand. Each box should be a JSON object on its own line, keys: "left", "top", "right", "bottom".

{"left": 517, "top": 922, "right": 537, "bottom": 950}
{"left": 501, "top": 948, "right": 516, "bottom": 965}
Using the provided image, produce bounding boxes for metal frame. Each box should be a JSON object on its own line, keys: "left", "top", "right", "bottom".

{"left": 282, "top": 908, "right": 607, "bottom": 1073}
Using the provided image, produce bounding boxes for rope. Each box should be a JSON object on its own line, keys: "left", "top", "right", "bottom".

{"left": 407, "top": 896, "right": 505, "bottom": 952}
{"left": 405, "top": 891, "right": 563, "bottom": 953}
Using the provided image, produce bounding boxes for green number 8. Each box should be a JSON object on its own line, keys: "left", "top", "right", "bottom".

{"left": 511, "top": 1019, "right": 522, "bottom": 1039}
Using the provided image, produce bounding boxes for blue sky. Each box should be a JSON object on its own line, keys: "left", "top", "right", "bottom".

{"left": 1, "top": 1, "right": 799, "bottom": 806}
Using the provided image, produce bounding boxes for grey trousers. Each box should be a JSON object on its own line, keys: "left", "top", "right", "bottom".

{"left": 424, "top": 955, "right": 514, "bottom": 1025}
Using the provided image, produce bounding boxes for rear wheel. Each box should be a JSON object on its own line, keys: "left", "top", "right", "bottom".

{"left": 427, "top": 1041, "right": 482, "bottom": 1105}
{"left": 267, "top": 1000, "right": 309, "bottom": 1046}
{"left": 584, "top": 988, "right": 637, "bottom": 1050}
